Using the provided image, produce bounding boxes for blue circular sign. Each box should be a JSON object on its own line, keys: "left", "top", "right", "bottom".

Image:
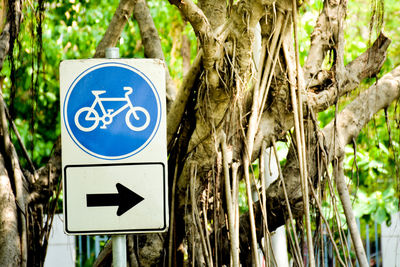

{"left": 64, "top": 62, "right": 161, "bottom": 160}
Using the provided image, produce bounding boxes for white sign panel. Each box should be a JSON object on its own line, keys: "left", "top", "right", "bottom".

{"left": 60, "top": 59, "right": 168, "bottom": 235}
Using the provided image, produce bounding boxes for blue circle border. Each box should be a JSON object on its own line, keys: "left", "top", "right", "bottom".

{"left": 63, "top": 61, "right": 162, "bottom": 160}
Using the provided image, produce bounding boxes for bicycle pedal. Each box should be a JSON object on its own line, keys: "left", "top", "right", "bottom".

{"left": 107, "top": 109, "right": 114, "bottom": 113}
{"left": 100, "top": 125, "right": 107, "bottom": 129}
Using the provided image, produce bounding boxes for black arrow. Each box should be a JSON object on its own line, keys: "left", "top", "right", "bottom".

{"left": 86, "top": 183, "right": 144, "bottom": 216}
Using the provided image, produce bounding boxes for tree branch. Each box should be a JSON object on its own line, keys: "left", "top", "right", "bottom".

{"left": 308, "top": 33, "right": 391, "bottom": 112}
{"left": 93, "top": 240, "right": 112, "bottom": 267}
{"left": 197, "top": 0, "right": 226, "bottom": 29}
{"left": 0, "top": 22, "right": 10, "bottom": 71}
{"left": 303, "top": 0, "right": 346, "bottom": 81}
{"left": 168, "top": 0, "right": 210, "bottom": 40}
{"left": 132, "top": 0, "right": 177, "bottom": 105}
{"left": 93, "top": 0, "right": 135, "bottom": 58}
{"left": 334, "top": 158, "right": 369, "bottom": 267}
{"left": 170, "top": 0, "right": 226, "bottom": 93}
{"left": 341, "top": 32, "right": 390, "bottom": 92}
{"left": 167, "top": 51, "right": 202, "bottom": 146}
{"left": 323, "top": 65, "right": 400, "bottom": 153}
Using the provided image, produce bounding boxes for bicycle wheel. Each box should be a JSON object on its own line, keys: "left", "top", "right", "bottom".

{"left": 125, "top": 107, "right": 150, "bottom": 131}
{"left": 74, "top": 107, "right": 99, "bottom": 132}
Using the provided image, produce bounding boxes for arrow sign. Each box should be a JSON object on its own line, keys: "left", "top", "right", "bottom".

{"left": 86, "top": 183, "right": 144, "bottom": 216}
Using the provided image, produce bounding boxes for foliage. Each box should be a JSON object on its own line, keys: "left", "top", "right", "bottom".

{"left": 353, "top": 187, "right": 398, "bottom": 224}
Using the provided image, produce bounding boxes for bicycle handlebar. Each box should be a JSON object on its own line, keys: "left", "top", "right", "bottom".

{"left": 124, "top": 86, "right": 133, "bottom": 96}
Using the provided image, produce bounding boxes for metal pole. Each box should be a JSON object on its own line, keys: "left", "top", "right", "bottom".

{"left": 105, "top": 47, "right": 127, "bottom": 267}
{"left": 106, "top": 47, "right": 120, "bottom": 59}
{"left": 112, "top": 235, "right": 127, "bottom": 267}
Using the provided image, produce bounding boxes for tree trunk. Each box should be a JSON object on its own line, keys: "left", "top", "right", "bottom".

{"left": 0, "top": 154, "right": 21, "bottom": 266}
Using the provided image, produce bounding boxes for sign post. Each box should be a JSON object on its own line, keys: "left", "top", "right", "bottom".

{"left": 106, "top": 47, "right": 126, "bottom": 267}
{"left": 60, "top": 47, "right": 168, "bottom": 266}
{"left": 113, "top": 234, "right": 126, "bottom": 267}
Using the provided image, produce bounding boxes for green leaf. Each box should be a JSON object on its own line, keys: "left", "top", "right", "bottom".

{"left": 373, "top": 206, "right": 387, "bottom": 224}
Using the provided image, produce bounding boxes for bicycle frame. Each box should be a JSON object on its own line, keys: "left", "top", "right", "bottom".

{"left": 75, "top": 86, "right": 150, "bottom": 132}
{"left": 88, "top": 89, "right": 136, "bottom": 124}
{"left": 93, "top": 96, "right": 130, "bottom": 119}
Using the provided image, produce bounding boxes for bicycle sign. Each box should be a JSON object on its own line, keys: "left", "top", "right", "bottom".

{"left": 60, "top": 59, "right": 168, "bottom": 235}
{"left": 75, "top": 87, "right": 150, "bottom": 132}
{"left": 62, "top": 61, "right": 162, "bottom": 160}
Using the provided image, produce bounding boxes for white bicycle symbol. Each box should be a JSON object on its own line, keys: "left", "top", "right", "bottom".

{"left": 74, "top": 86, "right": 150, "bottom": 132}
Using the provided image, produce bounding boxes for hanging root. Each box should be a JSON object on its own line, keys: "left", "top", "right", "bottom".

{"left": 334, "top": 157, "right": 369, "bottom": 267}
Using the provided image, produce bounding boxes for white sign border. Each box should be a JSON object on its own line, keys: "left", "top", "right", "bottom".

{"left": 63, "top": 61, "right": 162, "bottom": 160}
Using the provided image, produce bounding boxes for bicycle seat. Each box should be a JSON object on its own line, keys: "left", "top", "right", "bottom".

{"left": 92, "top": 90, "right": 107, "bottom": 96}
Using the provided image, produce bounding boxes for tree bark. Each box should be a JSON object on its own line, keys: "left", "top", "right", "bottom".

{"left": 0, "top": 154, "right": 21, "bottom": 266}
